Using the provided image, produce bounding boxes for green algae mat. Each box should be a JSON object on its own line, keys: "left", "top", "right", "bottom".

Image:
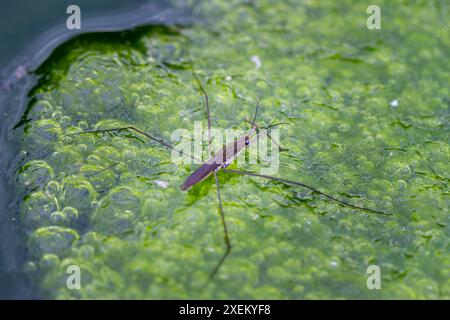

{"left": 16, "top": 0, "right": 449, "bottom": 299}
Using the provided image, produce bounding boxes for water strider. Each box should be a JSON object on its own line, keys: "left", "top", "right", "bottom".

{"left": 69, "top": 72, "right": 391, "bottom": 279}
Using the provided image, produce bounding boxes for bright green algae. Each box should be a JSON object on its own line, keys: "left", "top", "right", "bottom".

{"left": 16, "top": 0, "right": 449, "bottom": 298}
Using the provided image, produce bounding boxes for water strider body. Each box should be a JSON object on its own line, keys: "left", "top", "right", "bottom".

{"left": 180, "top": 127, "right": 256, "bottom": 191}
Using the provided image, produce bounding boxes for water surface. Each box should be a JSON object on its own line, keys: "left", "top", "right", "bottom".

{"left": 3, "top": 0, "right": 450, "bottom": 299}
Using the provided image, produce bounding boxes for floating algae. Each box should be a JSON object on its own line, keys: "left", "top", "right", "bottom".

{"left": 14, "top": 0, "right": 450, "bottom": 299}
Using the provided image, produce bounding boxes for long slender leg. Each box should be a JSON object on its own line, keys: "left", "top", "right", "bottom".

{"left": 209, "top": 170, "right": 232, "bottom": 279}
{"left": 244, "top": 118, "right": 284, "bottom": 150}
{"left": 243, "top": 100, "right": 285, "bottom": 153}
{"left": 223, "top": 169, "right": 390, "bottom": 215}
{"left": 86, "top": 162, "right": 120, "bottom": 177}
{"left": 192, "top": 73, "right": 212, "bottom": 157}
{"left": 67, "top": 126, "right": 201, "bottom": 163}
{"left": 192, "top": 72, "right": 231, "bottom": 278}
{"left": 248, "top": 99, "right": 260, "bottom": 135}
{"left": 243, "top": 100, "right": 287, "bottom": 151}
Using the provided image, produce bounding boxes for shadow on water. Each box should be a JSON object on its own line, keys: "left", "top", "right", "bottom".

{"left": 0, "top": 0, "right": 192, "bottom": 299}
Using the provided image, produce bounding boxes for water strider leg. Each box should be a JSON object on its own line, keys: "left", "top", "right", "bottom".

{"left": 243, "top": 118, "right": 285, "bottom": 151}
{"left": 192, "top": 72, "right": 212, "bottom": 157}
{"left": 191, "top": 71, "right": 232, "bottom": 278}
{"left": 209, "top": 170, "right": 232, "bottom": 280}
{"left": 248, "top": 98, "right": 260, "bottom": 134}
{"left": 243, "top": 99, "right": 288, "bottom": 151}
{"left": 67, "top": 126, "right": 200, "bottom": 162}
{"left": 86, "top": 162, "right": 120, "bottom": 178}
{"left": 223, "top": 169, "right": 391, "bottom": 215}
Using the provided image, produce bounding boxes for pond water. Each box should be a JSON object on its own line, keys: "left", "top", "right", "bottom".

{"left": 1, "top": 0, "right": 449, "bottom": 299}
{"left": 0, "top": 0, "right": 187, "bottom": 299}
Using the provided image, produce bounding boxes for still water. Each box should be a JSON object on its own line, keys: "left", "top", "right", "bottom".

{"left": 0, "top": 0, "right": 190, "bottom": 299}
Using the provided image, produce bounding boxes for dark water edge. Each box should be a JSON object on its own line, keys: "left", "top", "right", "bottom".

{"left": 0, "top": 0, "right": 192, "bottom": 299}
{"left": 0, "top": 77, "right": 37, "bottom": 299}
